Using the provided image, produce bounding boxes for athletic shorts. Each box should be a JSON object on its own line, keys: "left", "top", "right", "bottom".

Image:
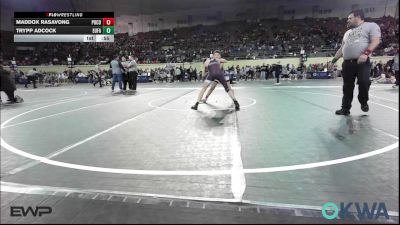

{"left": 205, "top": 73, "right": 230, "bottom": 92}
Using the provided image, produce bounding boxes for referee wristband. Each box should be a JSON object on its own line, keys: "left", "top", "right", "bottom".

{"left": 363, "top": 49, "right": 372, "bottom": 56}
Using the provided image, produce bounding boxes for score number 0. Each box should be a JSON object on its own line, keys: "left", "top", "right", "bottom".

{"left": 102, "top": 18, "right": 114, "bottom": 26}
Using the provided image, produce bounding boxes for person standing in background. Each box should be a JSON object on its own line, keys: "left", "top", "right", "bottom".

{"left": 274, "top": 62, "right": 283, "bottom": 85}
{"left": 392, "top": 49, "right": 399, "bottom": 88}
{"left": 110, "top": 55, "right": 125, "bottom": 93}
{"left": 121, "top": 56, "right": 130, "bottom": 91}
{"left": 127, "top": 56, "right": 139, "bottom": 91}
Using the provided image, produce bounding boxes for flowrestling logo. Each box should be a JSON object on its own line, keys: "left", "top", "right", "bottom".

{"left": 321, "top": 202, "right": 389, "bottom": 220}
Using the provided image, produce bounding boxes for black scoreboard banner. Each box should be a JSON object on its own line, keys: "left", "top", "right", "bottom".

{"left": 14, "top": 12, "right": 115, "bottom": 42}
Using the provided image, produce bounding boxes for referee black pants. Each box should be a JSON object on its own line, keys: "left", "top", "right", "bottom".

{"left": 276, "top": 72, "right": 280, "bottom": 83}
{"left": 341, "top": 58, "right": 371, "bottom": 111}
{"left": 25, "top": 76, "right": 37, "bottom": 88}
{"left": 123, "top": 73, "right": 129, "bottom": 90}
{"left": 129, "top": 71, "right": 138, "bottom": 90}
{"left": 3, "top": 90, "right": 15, "bottom": 102}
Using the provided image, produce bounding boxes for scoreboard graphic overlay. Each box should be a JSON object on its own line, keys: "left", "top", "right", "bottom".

{"left": 14, "top": 12, "right": 114, "bottom": 42}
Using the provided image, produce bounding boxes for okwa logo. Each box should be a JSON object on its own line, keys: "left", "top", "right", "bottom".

{"left": 322, "top": 202, "right": 389, "bottom": 220}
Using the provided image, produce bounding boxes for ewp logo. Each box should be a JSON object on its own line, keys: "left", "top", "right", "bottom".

{"left": 322, "top": 202, "right": 389, "bottom": 220}
{"left": 10, "top": 206, "right": 52, "bottom": 217}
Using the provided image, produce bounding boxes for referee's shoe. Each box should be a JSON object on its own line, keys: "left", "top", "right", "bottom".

{"left": 335, "top": 108, "right": 350, "bottom": 116}
{"left": 361, "top": 103, "right": 369, "bottom": 112}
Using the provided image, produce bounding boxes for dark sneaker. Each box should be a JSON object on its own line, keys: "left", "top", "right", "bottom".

{"left": 234, "top": 100, "right": 240, "bottom": 111}
{"left": 191, "top": 102, "right": 199, "bottom": 110}
{"left": 361, "top": 103, "right": 369, "bottom": 112}
{"left": 335, "top": 108, "right": 350, "bottom": 116}
{"left": 15, "top": 95, "right": 24, "bottom": 103}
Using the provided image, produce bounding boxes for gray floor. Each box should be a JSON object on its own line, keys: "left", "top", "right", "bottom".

{"left": 1, "top": 79, "right": 399, "bottom": 223}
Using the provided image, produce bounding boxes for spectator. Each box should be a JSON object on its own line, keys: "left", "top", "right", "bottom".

{"left": 393, "top": 49, "right": 399, "bottom": 88}
{"left": 2, "top": 16, "right": 396, "bottom": 65}
{"left": 25, "top": 68, "right": 38, "bottom": 88}
{"left": 110, "top": 55, "right": 125, "bottom": 93}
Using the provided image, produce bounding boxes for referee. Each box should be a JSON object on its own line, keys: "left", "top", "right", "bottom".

{"left": 332, "top": 10, "right": 381, "bottom": 115}
{"left": 127, "top": 56, "right": 138, "bottom": 91}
